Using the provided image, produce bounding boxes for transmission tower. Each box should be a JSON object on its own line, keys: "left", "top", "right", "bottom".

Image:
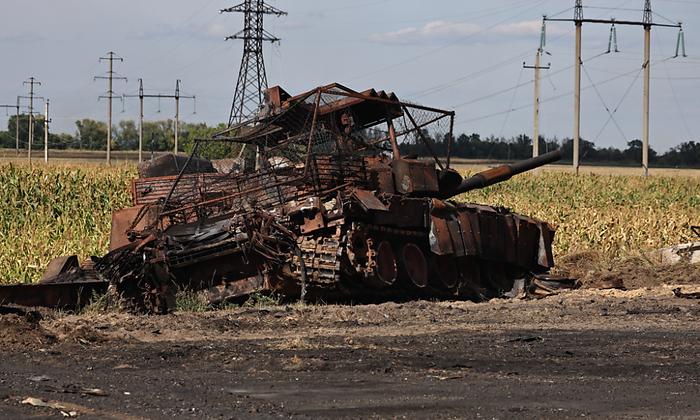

{"left": 221, "top": 0, "right": 287, "bottom": 126}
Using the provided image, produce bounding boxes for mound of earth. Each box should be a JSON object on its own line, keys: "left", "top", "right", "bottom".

{"left": 0, "top": 310, "right": 56, "bottom": 350}
{"left": 555, "top": 252, "right": 700, "bottom": 289}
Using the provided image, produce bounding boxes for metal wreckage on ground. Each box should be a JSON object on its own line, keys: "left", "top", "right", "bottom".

{"left": 0, "top": 83, "right": 565, "bottom": 314}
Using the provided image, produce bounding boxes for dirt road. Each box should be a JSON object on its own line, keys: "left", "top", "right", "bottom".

{"left": 1, "top": 285, "right": 699, "bottom": 419}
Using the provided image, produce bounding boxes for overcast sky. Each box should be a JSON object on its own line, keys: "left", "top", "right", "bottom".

{"left": 1, "top": 0, "right": 699, "bottom": 151}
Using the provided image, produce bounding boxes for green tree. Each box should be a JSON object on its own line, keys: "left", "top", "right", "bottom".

{"left": 2, "top": 114, "right": 45, "bottom": 150}
{"left": 181, "top": 122, "right": 235, "bottom": 159}
{"left": 114, "top": 120, "right": 138, "bottom": 150}
{"left": 75, "top": 119, "right": 108, "bottom": 150}
{"left": 622, "top": 139, "right": 657, "bottom": 163}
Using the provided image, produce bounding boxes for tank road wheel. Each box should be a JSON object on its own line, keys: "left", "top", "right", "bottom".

{"left": 375, "top": 240, "right": 398, "bottom": 287}
{"left": 350, "top": 235, "right": 397, "bottom": 289}
{"left": 400, "top": 243, "right": 429, "bottom": 288}
{"left": 479, "top": 261, "right": 512, "bottom": 298}
{"left": 456, "top": 257, "right": 485, "bottom": 300}
{"left": 430, "top": 255, "right": 458, "bottom": 290}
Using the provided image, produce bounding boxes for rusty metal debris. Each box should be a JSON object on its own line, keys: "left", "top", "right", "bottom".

{"left": 589, "top": 277, "right": 626, "bottom": 290}
{"left": 504, "top": 275, "right": 581, "bottom": 299}
{"left": 692, "top": 226, "right": 700, "bottom": 238}
{"left": 672, "top": 287, "right": 700, "bottom": 299}
{"left": 3, "top": 83, "right": 563, "bottom": 313}
{"left": 528, "top": 275, "right": 581, "bottom": 298}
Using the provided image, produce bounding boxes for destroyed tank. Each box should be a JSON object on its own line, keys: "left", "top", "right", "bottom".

{"left": 102, "top": 83, "right": 561, "bottom": 313}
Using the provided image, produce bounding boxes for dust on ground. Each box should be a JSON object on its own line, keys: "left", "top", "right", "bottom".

{"left": 1, "top": 261, "right": 700, "bottom": 419}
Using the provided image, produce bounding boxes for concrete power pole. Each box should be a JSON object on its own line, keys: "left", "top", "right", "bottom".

{"left": 573, "top": 1, "right": 582, "bottom": 175}
{"left": 95, "top": 52, "right": 127, "bottom": 165}
{"left": 44, "top": 99, "right": 50, "bottom": 163}
{"left": 524, "top": 18, "right": 551, "bottom": 158}
{"left": 15, "top": 97, "right": 20, "bottom": 154}
{"left": 175, "top": 80, "right": 181, "bottom": 154}
{"left": 642, "top": 0, "right": 652, "bottom": 177}
{"left": 139, "top": 79, "right": 144, "bottom": 162}
{"left": 545, "top": 0, "right": 683, "bottom": 176}
{"left": 23, "top": 77, "right": 41, "bottom": 162}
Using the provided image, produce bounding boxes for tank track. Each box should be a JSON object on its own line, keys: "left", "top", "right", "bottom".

{"left": 291, "top": 229, "right": 343, "bottom": 292}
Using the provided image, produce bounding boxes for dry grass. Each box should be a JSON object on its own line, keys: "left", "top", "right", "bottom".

{"left": 460, "top": 170, "right": 700, "bottom": 259}
{"left": 451, "top": 162, "right": 700, "bottom": 178}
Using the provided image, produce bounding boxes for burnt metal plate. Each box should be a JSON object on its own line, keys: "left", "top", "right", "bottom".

{"left": 352, "top": 189, "right": 389, "bottom": 212}
{"left": 0, "top": 281, "right": 108, "bottom": 309}
{"left": 429, "top": 216, "right": 454, "bottom": 255}
{"left": 372, "top": 197, "right": 430, "bottom": 228}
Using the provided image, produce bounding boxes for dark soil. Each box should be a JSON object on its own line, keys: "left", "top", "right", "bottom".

{"left": 1, "top": 284, "right": 700, "bottom": 419}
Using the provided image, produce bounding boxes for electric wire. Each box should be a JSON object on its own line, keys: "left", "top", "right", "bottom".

{"left": 655, "top": 33, "right": 695, "bottom": 140}
{"left": 346, "top": 0, "right": 550, "bottom": 82}
{"left": 498, "top": 66, "right": 525, "bottom": 138}
{"left": 581, "top": 61, "right": 629, "bottom": 142}
{"left": 408, "top": 0, "right": 637, "bottom": 102}
{"left": 449, "top": 51, "right": 609, "bottom": 109}
{"left": 453, "top": 60, "right": 669, "bottom": 127}
{"left": 592, "top": 65, "right": 643, "bottom": 143}
{"left": 663, "top": 60, "right": 694, "bottom": 139}
{"left": 653, "top": 10, "right": 682, "bottom": 24}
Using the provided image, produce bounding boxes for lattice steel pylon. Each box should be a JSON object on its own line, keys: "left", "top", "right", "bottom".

{"left": 222, "top": 0, "right": 287, "bottom": 126}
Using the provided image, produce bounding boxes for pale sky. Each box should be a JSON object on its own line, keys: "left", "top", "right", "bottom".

{"left": 1, "top": 0, "right": 699, "bottom": 152}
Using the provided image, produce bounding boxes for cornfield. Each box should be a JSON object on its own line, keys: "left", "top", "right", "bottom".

{"left": 462, "top": 171, "right": 700, "bottom": 259}
{"left": 0, "top": 162, "right": 697, "bottom": 284}
{"left": 0, "top": 163, "right": 134, "bottom": 283}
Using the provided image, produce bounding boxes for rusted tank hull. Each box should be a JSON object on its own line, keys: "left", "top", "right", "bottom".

{"left": 2, "top": 84, "right": 562, "bottom": 314}
{"left": 99, "top": 192, "right": 554, "bottom": 313}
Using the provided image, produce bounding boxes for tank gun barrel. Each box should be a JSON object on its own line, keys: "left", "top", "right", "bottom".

{"left": 444, "top": 149, "right": 562, "bottom": 198}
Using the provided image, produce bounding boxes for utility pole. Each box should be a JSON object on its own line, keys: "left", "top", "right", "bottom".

{"left": 44, "top": 99, "right": 50, "bottom": 163}
{"left": 175, "top": 80, "right": 185, "bottom": 154}
{"left": 15, "top": 96, "right": 20, "bottom": 154}
{"left": 524, "top": 17, "right": 551, "bottom": 158}
{"left": 642, "top": 0, "right": 652, "bottom": 177}
{"left": 574, "top": 1, "right": 582, "bottom": 174}
{"left": 0, "top": 99, "right": 22, "bottom": 154}
{"left": 95, "top": 52, "right": 127, "bottom": 165}
{"left": 545, "top": 1, "right": 683, "bottom": 176}
{"left": 23, "top": 77, "right": 41, "bottom": 162}
{"left": 138, "top": 79, "right": 144, "bottom": 162}
{"left": 123, "top": 79, "right": 195, "bottom": 159}
{"left": 222, "top": 0, "right": 287, "bottom": 125}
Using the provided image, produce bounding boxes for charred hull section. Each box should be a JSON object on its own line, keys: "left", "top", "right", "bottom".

{"left": 105, "top": 161, "right": 557, "bottom": 313}
{"left": 102, "top": 196, "right": 554, "bottom": 312}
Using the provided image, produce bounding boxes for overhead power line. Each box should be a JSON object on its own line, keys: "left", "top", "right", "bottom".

{"left": 123, "top": 79, "right": 196, "bottom": 161}
{"left": 454, "top": 59, "right": 670, "bottom": 127}
{"left": 347, "top": 0, "right": 550, "bottom": 83}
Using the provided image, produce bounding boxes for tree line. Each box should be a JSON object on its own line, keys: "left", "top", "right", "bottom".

{"left": 0, "top": 116, "right": 698, "bottom": 167}
{"left": 0, "top": 115, "right": 225, "bottom": 154}
{"left": 400, "top": 132, "right": 700, "bottom": 168}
